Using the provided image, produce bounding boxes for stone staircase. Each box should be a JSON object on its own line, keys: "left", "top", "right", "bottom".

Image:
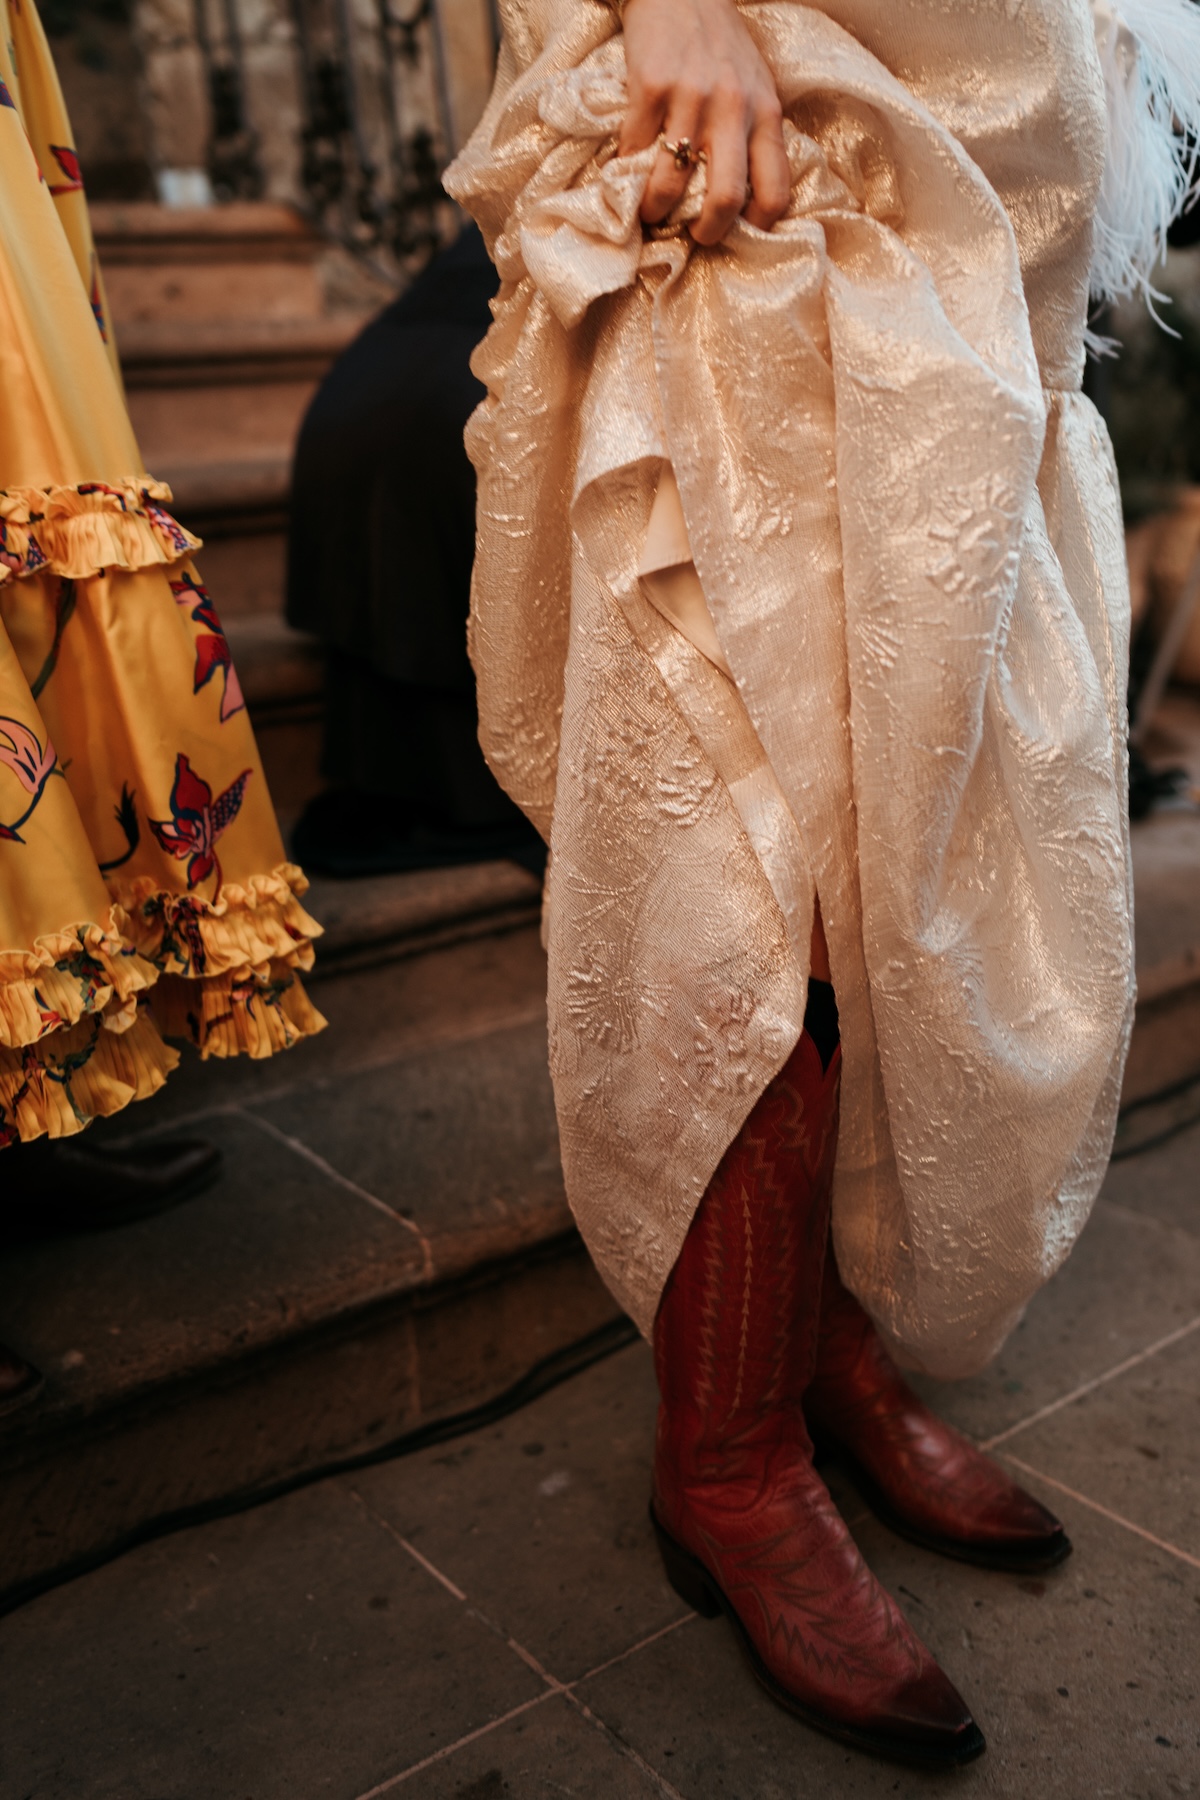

{"left": 93, "top": 199, "right": 392, "bottom": 822}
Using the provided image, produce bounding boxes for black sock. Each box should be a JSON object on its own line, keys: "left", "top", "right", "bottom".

{"left": 804, "top": 978, "right": 840, "bottom": 1073}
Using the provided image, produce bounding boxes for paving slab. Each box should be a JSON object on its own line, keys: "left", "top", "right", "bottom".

{"left": 254, "top": 1018, "right": 570, "bottom": 1271}
{"left": 392, "top": 1693, "right": 670, "bottom": 1800}
{"left": 0, "top": 1480, "right": 544, "bottom": 1800}
{"left": 2, "top": 1173, "right": 1199, "bottom": 1800}
{"left": 905, "top": 1191, "right": 1200, "bottom": 1445}
{"left": 578, "top": 1505, "right": 1200, "bottom": 1800}
{"left": 355, "top": 1341, "right": 683, "bottom": 1684}
{"left": 1000, "top": 1325, "right": 1200, "bottom": 1563}
{"left": 1105, "top": 1111, "right": 1200, "bottom": 1239}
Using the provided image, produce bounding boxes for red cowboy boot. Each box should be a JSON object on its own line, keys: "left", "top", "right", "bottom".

{"left": 805, "top": 1258, "right": 1070, "bottom": 1572}
{"left": 652, "top": 1031, "right": 985, "bottom": 1767}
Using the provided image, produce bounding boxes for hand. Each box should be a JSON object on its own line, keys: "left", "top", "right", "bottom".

{"left": 618, "top": 0, "right": 790, "bottom": 245}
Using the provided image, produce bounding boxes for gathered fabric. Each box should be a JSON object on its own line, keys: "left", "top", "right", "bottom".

{"left": 0, "top": 0, "right": 323, "bottom": 1145}
{"left": 446, "top": 0, "right": 1135, "bottom": 1377}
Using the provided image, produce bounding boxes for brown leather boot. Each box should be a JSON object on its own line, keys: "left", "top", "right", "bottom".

{"left": 652, "top": 1032, "right": 985, "bottom": 1767}
{"left": 1, "top": 1134, "right": 221, "bottom": 1237}
{"left": 805, "top": 1259, "right": 1070, "bottom": 1572}
{"left": 0, "top": 1341, "right": 43, "bottom": 1417}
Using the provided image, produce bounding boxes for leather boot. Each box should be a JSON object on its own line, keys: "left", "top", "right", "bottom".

{"left": 805, "top": 1259, "right": 1070, "bottom": 1572}
{"left": 0, "top": 1341, "right": 43, "bottom": 1417}
{"left": 1, "top": 1135, "right": 221, "bottom": 1236}
{"left": 652, "top": 1031, "right": 985, "bottom": 1767}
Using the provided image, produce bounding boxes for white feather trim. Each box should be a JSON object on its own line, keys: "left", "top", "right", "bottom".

{"left": 1090, "top": 0, "right": 1200, "bottom": 309}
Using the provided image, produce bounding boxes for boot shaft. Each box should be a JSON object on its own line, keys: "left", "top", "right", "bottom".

{"left": 654, "top": 1031, "right": 841, "bottom": 1489}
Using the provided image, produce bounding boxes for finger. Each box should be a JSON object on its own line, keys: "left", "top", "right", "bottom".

{"left": 640, "top": 104, "right": 703, "bottom": 224}
{"left": 618, "top": 77, "right": 668, "bottom": 157}
{"left": 691, "top": 110, "right": 748, "bottom": 245}
{"left": 743, "top": 105, "right": 789, "bottom": 231}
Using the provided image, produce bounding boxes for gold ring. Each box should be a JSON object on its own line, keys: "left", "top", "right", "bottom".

{"left": 662, "top": 135, "right": 699, "bottom": 171}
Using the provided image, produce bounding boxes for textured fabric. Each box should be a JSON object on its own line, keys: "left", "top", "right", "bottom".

{"left": 445, "top": 0, "right": 1136, "bottom": 1376}
{"left": 0, "top": 0, "right": 323, "bottom": 1144}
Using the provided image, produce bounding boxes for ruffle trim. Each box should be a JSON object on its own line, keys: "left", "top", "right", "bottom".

{"left": 113, "top": 863, "right": 323, "bottom": 983}
{"left": 0, "top": 478, "right": 201, "bottom": 584}
{"left": 0, "top": 868, "right": 325, "bottom": 1138}
{"left": 0, "top": 911, "right": 159, "bottom": 1051}
{"left": 0, "top": 1008, "right": 179, "bottom": 1145}
{"left": 150, "top": 962, "right": 326, "bottom": 1060}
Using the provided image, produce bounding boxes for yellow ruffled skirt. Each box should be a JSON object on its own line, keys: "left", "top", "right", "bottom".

{"left": 0, "top": 0, "right": 323, "bottom": 1145}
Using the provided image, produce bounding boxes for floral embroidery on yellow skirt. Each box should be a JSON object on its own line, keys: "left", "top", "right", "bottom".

{"left": 0, "top": 0, "right": 324, "bottom": 1146}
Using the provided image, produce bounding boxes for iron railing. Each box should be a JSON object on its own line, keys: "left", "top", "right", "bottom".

{"left": 169, "top": 0, "right": 488, "bottom": 273}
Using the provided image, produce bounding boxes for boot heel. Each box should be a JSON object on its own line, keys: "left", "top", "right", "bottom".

{"left": 651, "top": 1509, "right": 721, "bottom": 1619}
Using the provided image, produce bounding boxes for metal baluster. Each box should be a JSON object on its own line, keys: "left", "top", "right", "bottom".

{"left": 332, "top": 0, "right": 386, "bottom": 242}
{"left": 194, "top": 0, "right": 265, "bottom": 198}
{"left": 376, "top": 0, "right": 452, "bottom": 264}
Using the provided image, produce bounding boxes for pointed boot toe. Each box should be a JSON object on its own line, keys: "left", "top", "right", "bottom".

{"left": 959, "top": 1483, "right": 1072, "bottom": 1570}
{"left": 6, "top": 1135, "right": 222, "bottom": 1234}
{"left": 0, "top": 1341, "right": 44, "bottom": 1417}
{"left": 882, "top": 1666, "right": 986, "bottom": 1766}
{"left": 808, "top": 1266, "right": 1072, "bottom": 1573}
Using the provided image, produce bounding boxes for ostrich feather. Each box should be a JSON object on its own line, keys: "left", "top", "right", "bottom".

{"left": 1090, "top": 0, "right": 1200, "bottom": 311}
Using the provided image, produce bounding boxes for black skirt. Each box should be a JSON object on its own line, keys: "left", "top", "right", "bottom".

{"left": 286, "top": 224, "right": 525, "bottom": 834}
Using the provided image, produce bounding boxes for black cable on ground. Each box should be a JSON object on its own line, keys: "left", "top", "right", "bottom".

{"left": 1110, "top": 1072, "right": 1200, "bottom": 1161}
{"left": 0, "top": 1311, "right": 641, "bottom": 1623}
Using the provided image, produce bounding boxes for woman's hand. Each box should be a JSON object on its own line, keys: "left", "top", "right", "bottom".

{"left": 618, "top": 0, "right": 790, "bottom": 245}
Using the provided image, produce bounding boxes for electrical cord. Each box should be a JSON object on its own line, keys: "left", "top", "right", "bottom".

{"left": 0, "top": 1311, "right": 640, "bottom": 1623}
{"left": 1111, "top": 1072, "right": 1200, "bottom": 1161}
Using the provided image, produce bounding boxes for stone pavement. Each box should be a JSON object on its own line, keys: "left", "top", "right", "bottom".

{"left": 1, "top": 1099, "right": 1197, "bottom": 1800}
{"left": 4, "top": 687, "right": 1198, "bottom": 1609}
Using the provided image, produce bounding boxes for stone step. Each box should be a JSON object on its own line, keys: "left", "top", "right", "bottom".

{"left": 1, "top": 749, "right": 1197, "bottom": 1615}
{"left": 304, "top": 862, "right": 543, "bottom": 971}
{"left": 1123, "top": 688, "right": 1200, "bottom": 1104}
{"left": 166, "top": 464, "right": 291, "bottom": 543}
{"left": 0, "top": 922, "right": 619, "bottom": 1617}
{"left": 226, "top": 614, "right": 324, "bottom": 824}
{"left": 118, "top": 317, "right": 367, "bottom": 388}
{"left": 93, "top": 200, "right": 385, "bottom": 547}
{"left": 92, "top": 201, "right": 389, "bottom": 327}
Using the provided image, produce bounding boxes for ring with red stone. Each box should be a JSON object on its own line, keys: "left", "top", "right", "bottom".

{"left": 662, "top": 135, "right": 701, "bottom": 171}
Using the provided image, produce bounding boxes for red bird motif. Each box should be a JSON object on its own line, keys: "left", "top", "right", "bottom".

{"left": 48, "top": 144, "right": 83, "bottom": 194}
{"left": 149, "top": 754, "right": 251, "bottom": 891}
{"left": 170, "top": 572, "right": 245, "bottom": 721}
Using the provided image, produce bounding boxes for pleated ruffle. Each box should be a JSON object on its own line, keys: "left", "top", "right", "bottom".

{"left": 0, "top": 865, "right": 325, "bottom": 1138}
{"left": 150, "top": 962, "right": 325, "bottom": 1060}
{"left": 0, "top": 478, "right": 201, "bottom": 583}
{"left": 0, "top": 911, "right": 158, "bottom": 1049}
{"left": 115, "top": 860, "right": 325, "bottom": 1061}
{"left": 115, "top": 863, "right": 321, "bottom": 981}
{"left": 0, "top": 1005, "right": 179, "bottom": 1146}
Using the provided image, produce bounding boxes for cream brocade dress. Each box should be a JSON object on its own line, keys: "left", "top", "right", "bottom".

{"left": 446, "top": 0, "right": 1136, "bottom": 1378}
